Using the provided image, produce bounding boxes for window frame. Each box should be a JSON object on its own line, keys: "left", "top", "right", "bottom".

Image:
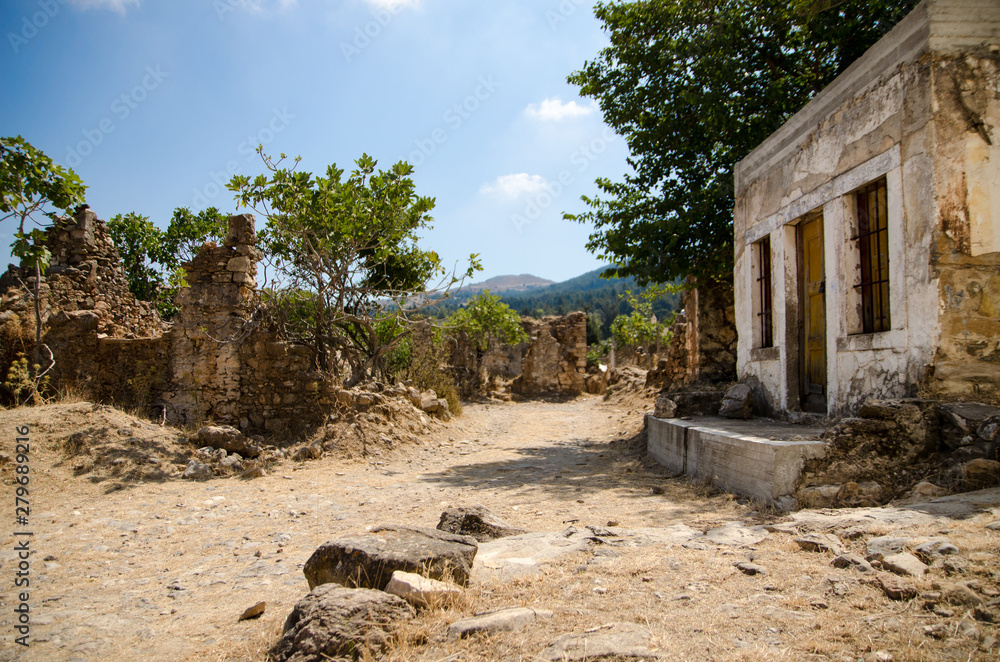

{"left": 755, "top": 236, "right": 774, "bottom": 348}
{"left": 854, "top": 177, "right": 891, "bottom": 334}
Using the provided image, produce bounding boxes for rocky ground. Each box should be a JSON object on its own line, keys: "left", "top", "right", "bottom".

{"left": 1, "top": 393, "right": 999, "bottom": 661}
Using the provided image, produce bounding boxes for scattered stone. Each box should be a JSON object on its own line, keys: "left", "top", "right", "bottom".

{"left": 540, "top": 622, "right": 659, "bottom": 661}
{"left": 795, "top": 533, "right": 843, "bottom": 555}
{"left": 472, "top": 530, "right": 594, "bottom": 581}
{"left": 195, "top": 425, "right": 261, "bottom": 458}
{"left": 270, "top": 585, "right": 414, "bottom": 662}
{"left": 651, "top": 485, "right": 666, "bottom": 495}
{"left": 881, "top": 552, "right": 928, "bottom": 577}
{"left": 923, "top": 623, "right": 948, "bottom": 639}
{"left": 797, "top": 484, "right": 841, "bottom": 509}
{"left": 704, "top": 522, "right": 768, "bottom": 547}
{"left": 831, "top": 553, "right": 874, "bottom": 573}
{"left": 959, "top": 617, "right": 981, "bottom": 638}
{"left": 979, "top": 416, "right": 1000, "bottom": 442}
{"left": 448, "top": 607, "right": 553, "bottom": 639}
{"left": 303, "top": 525, "right": 478, "bottom": 590}
{"left": 981, "top": 634, "right": 998, "bottom": 650}
{"left": 384, "top": 570, "right": 462, "bottom": 608}
{"left": 986, "top": 520, "right": 1000, "bottom": 531}
{"left": 941, "top": 581, "right": 983, "bottom": 607}
{"left": 182, "top": 460, "right": 211, "bottom": 480}
{"left": 220, "top": 453, "right": 243, "bottom": 470}
{"left": 943, "top": 556, "right": 971, "bottom": 575}
{"left": 809, "top": 597, "right": 829, "bottom": 609}
{"left": 940, "top": 403, "right": 1000, "bottom": 449}
{"left": 866, "top": 536, "right": 908, "bottom": 560}
{"left": 864, "top": 651, "right": 894, "bottom": 662}
{"left": 964, "top": 459, "right": 1000, "bottom": 489}
{"left": 436, "top": 505, "right": 526, "bottom": 542}
{"left": 763, "top": 522, "right": 799, "bottom": 535}
{"left": 836, "top": 481, "right": 885, "bottom": 507}
{"left": 719, "top": 383, "right": 752, "bottom": 419}
{"left": 825, "top": 575, "right": 858, "bottom": 596}
{"left": 911, "top": 481, "right": 947, "bottom": 498}
{"left": 734, "top": 562, "right": 767, "bottom": 576}
{"left": 974, "top": 605, "right": 1000, "bottom": 623}
{"left": 241, "top": 466, "right": 266, "bottom": 479}
{"left": 914, "top": 539, "right": 959, "bottom": 562}
{"left": 238, "top": 602, "right": 266, "bottom": 621}
{"left": 653, "top": 393, "right": 677, "bottom": 419}
{"left": 877, "top": 573, "right": 918, "bottom": 601}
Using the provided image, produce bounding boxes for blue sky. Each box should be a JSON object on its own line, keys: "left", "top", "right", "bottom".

{"left": 0, "top": 0, "right": 631, "bottom": 283}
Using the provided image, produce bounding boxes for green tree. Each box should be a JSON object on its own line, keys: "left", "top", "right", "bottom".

{"left": 0, "top": 135, "right": 87, "bottom": 376}
{"left": 566, "top": 0, "right": 919, "bottom": 286}
{"left": 449, "top": 290, "right": 528, "bottom": 351}
{"left": 107, "top": 212, "right": 164, "bottom": 302}
{"left": 609, "top": 287, "right": 673, "bottom": 367}
{"left": 229, "top": 149, "right": 479, "bottom": 386}
{"left": 107, "top": 206, "right": 228, "bottom": 318}
{"left": 448, "top": 290, "right": 529, "bottom": 391}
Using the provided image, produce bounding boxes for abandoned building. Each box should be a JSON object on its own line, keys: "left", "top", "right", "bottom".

{"left": 647, "top": 0, "right": 1000, "bottom": 507}
{"left": 734, "top": 0, "right": 1000, "bottom": 418}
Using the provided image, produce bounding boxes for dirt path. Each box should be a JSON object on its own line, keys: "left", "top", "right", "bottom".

{"left": 2, "top": 396, "right": 999, "bottom": 661}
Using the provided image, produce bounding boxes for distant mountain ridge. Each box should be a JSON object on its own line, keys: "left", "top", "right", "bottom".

{"left": 434, "top": 266, "right": 681, "bottom": 340}
{"left": 462, "top": 273, "right": 555, "bottom": 293}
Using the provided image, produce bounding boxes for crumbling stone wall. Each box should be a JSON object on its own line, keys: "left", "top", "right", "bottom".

{"left": 163, "top": 214, "right": 261, "bottom": 426}
{"left": 511, "top": 312, "right": 587, "bottom": 396}
{"left": 646, "top": 280, "right": 737, "bottom": 391}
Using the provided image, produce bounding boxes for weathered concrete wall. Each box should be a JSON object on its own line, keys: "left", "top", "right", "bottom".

{"left": 733, "top": 0, "right": 1000, "bottom": 417}
{"left": 511, "top": 312, "right": 587, "bottom": 396}
{"left": 647, "top": 416, "right": 826, "bottom": 504}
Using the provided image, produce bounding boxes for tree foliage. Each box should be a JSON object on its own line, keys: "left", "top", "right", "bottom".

{"left": 1, "top": 135, "right": 87, "bottom": 273}
{"left": 229, "top": 148, "right": 479, "bottom": 386}
{"left": 448, "top": 290, "right": 529, "bottom": 351}
{"left": 566, "top": 0, "right": 919, "bottom": 286}
{"left": 107, "top": 206, "right": 228, "bottom": 317}
{"left": 0, "top": 135, "right": 86, "bottom": 382}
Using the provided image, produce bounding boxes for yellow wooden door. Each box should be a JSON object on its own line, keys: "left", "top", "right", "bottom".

{"left": 801, "top": 215, "right": 827, "bottom": 412}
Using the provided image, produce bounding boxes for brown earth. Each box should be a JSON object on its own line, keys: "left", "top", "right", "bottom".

{"left": 1, "top": 393, "right": 999, "bottom": 661}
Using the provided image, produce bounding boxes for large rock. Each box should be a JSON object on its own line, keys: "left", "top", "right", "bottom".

{"left": 195, "top": 425, "right": 261, "bottom": 458}
{"left": 719, "top": 383, "right": 752, "bottom": 419}
{"left": 270, "top": 585, "right": 414, "bottom": 662}
{"left": 795, "top": 533, "right": 844, "bottom": 555}
{"left": 540, "top": 622, "right": 659, "bottom": 661}
{"left": 448, "top": 607, "right": 553, "bottom": 639}
{"left": 303, "top": 525, "right": 478, "bottom": 590}
{"left": 437, "top": 505, "right": 527, "bottom": 542}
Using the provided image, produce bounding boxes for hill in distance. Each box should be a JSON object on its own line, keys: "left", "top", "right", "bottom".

{"left": 434, "top": 266, "right": 681, "bottom": 340}
{"left": 462, "top": 273, "right": 555, "bottom": 294}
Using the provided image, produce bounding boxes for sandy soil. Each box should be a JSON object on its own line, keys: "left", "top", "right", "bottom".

{"left": 1, "top": 395, "right": 998, "bottom": 661}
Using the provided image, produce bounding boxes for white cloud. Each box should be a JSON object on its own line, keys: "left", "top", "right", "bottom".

{"left": 524, "top": 97, "right": 595, "bottom": 122}
{"left": 364, "top": 0, "right": 420, "bottom": 10}
{"left": 67, "top": 0, "right": 141, "bottom": 13}
{"left": 480, "top": 173, "right": 551, "bottom": 199}
{"left": 227, "top": 0, "right": 298, "bottom": 14}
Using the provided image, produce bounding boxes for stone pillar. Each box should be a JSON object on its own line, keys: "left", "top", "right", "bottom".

{"left": 165, "top": 214, "right": 260, "bottom": 426}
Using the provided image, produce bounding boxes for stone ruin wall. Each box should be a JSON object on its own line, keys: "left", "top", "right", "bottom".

{"left": 510, "top": 312, "right": 587, "bottom": 396}
{"left": 0, "top": 209, "right": 591, "bottom": 432}
{"left": 646, "top": 280, "right": 737, "bottom": 393}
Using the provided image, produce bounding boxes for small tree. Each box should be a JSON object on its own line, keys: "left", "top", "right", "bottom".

{"left": 0, "top": 136, "right": 86, "bottom": 395}
{"left": 229, "top": 149, "right": 479, "bottom": 386}
{"left": 448, "top": 290, "right": 529, "bottom": 388}
{"left": 609, "top": 287, "right": 671, "bottom": 368}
